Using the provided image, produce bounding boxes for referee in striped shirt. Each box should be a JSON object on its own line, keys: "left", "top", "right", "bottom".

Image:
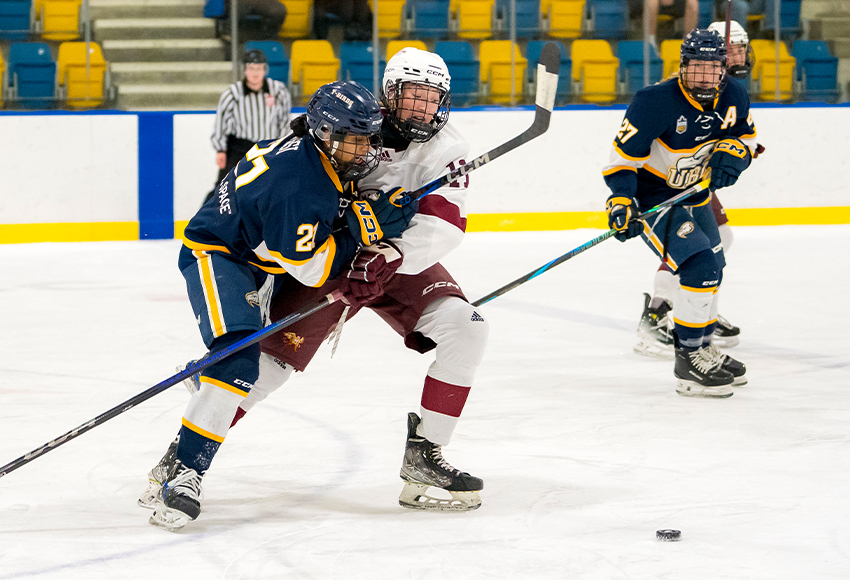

{"left": 205, "top": 49, "right": 292, "bottom": 204}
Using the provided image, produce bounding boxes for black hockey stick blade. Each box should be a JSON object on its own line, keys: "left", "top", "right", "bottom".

{"left": 398, "top": 42, "right": 561, "bottom": 206}
{"left": 472, "top": 179, "right": 710, "bottom": 307}
{"left": 0, "top": 291, "right": 343, "bottom": 479}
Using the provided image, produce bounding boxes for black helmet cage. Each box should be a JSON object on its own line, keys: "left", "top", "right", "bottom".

{"left": 727, "top": 43, "right": 755, "bottom": 80}
{"left": 382, "top": 80, "right": 451, "bottom": 143}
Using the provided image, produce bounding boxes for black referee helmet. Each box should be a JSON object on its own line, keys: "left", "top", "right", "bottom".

{"left": 243, "top": 49, "right": 267, "bottom": 65}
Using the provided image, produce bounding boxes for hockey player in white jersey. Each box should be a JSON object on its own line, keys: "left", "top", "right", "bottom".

{"left": 140, "top": 48, "right": 487, "bottom": 513}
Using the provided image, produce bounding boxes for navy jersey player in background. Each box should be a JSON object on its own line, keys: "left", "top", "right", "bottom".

{"left": 634, "top": 19, "right": 762, "bottom": 358}
{"left": 602, "top": 29, "right": 757, "bottom": 399}
{"left": 146, "top": 81, "right": 409, "bottom": 531}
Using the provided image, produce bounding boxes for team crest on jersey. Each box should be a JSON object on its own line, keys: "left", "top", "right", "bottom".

{"left": 676, "top": 116, "right": 687, "bottom": 134}
{"left": 245, "top": 291, "right": 260, "bottom": 307}
{"left": 281, "top": 332, "right": 304, "bottom": 351}
{"left": 677, "top": 221, "right": 695, "bottom": 238}
{"left": 667, "top": 142, "right": 714, "bottom": 189}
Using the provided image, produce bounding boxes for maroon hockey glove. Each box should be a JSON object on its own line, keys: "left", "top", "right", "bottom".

{"left": 339, "top": 241, "right": 403, "bottom": 307}
{"left": 606, "top": 196, "right": 643, "bottom": 242}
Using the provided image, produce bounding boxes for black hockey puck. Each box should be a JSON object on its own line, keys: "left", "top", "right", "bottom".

{"left": 656, "top": 529, "right": 681, "bottom": 541}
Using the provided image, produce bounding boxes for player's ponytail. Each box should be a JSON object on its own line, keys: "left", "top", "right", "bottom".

{"left": 290, "top": 114, "right": 309, "bottom": 137}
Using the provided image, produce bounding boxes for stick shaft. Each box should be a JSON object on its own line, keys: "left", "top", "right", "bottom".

{"left": 0, "top": 291, "right": 342, "bottom": 479}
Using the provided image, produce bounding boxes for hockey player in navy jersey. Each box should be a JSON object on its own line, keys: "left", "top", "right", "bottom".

{"left": 146, "top": 81, "right": 410, "bottom": 531}
{"left": 603, "top": 28, "right": 757, "bottom": 398}
{"left": 139, "top": 48, "right": 487, "bottom": 514}
{"left": 634, "top": 20, "right": 760, "bottom": 358}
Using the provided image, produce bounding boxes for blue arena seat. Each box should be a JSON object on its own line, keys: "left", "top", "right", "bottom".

{"left": 434, "top": 40, "right": 479, "bottom": 105}
{"left": 339, "top": 41, "right": 385, "bottom": 89}
{"left": 410, "top": 0, "right": 451, "bottom": 37}
{"left": 0, "top": 0, "right": 32, "bottom": 39}
{"left": 616, "top": 40, "right": 663, "bottom": 95}
{"left": 763, "top": 0, "right": 801, "bottom": 37}
{"left": 496, "top": 0, "right": 541, "bottom": 38}
{"left": 588, "top": 0, "right": 627, "bottom": 40}
{"left": 792, "top": 40, "right": 839, "bottom": 102}
{"left": 7, "top": 42, "right": 57, "bottom": 108}
{"left": 203, "top": 0, "right": 225, "bottom": 18}
{"left": 244, "top": 41, "right": 289, "bottom": 84}
{"left": 696, "top": 0, "right": 713, "bottom": 28}
{"left": 526, "top": 40, "right": 570, "bottom": 102}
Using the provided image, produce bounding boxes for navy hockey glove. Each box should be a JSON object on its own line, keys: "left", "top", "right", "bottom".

{"left": 345, "top": 187, "right": 418, "bottom": 246}
{"left": 606, "top": 196, "right": 643, "bottom": 242}
{"left": 339, "top": 241, "right": 403, "bottom": 307}
{"left": 706, "top": 138, "right": 752, "bottom": 190}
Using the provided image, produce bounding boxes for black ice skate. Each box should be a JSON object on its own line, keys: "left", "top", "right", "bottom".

{"left": 706, "top": 343, "right": 747, "bottom": 386}
{"left": 634, "top": 293, "right": 674, "bottom": 359}
{"left": 149, "top": 460, "right": 204, "bottom": 531}
{"left": 176, "top": 359, "right": 202, "bottom": 395}
{"left": 399, "top": 412, "right": 483, "bottom": 512}
{"left": 712, "top": 314, "right": 741, "bottom": 348}
{"left": 138, "top": 435, "right": 178, "bottom": 509}
{"left": 674, "top": 344, "right": 734, "bottom": 398}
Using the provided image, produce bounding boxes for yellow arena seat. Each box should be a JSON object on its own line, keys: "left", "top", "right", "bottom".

{"left": 660, "top": 39, "right": 682, "bottom": 79}
{"left": 479, "top": 40, "right": 526, "bottom": 104}
{"left": 290, "top": 40, "right": 340, "bottom": 103}
{"left": 542, "top": 0, "right": 584, "bottom": 39}
{"left": 570, "top": 39, "right": 618, "bottom": 103}
{"left": 40, "top": 0, "right": 81, "bottom": 41}
{"left": 57, "top": 41, "right": 106, "bottom": 108}
{"left": 278, "top": 0, "right": 312, "bottom": 39}
{"left": 373, "top": 0, "right": 406, "bottom": 39}
{"left": 750, "top": 39, "right": 795, "bottom": 101}
{"left": 455, "top": 0, "right": 494, "bottom": 39}
{"left": 386, "top": 40, "right": 428, "bottom": 61}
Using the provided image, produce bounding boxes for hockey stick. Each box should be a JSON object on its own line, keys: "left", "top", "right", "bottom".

{"left": 395, "top": 42, "right": 560, "bottom": 207}
{"left": 471, "top": 179, "right": 711, "bottom": 307}
{"left": 0, "top": 290, "right": 344, "bottom": 479}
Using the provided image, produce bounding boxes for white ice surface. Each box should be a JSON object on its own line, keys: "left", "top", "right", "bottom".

{"left": 1, "top": 226, "right": 849, "bottom": 579}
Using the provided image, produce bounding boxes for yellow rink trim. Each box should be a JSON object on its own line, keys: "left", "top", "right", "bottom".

{"left": 0, "top": 222, "right": 138, "bottom": 244}
{"left": 2, "top": 207, "right": 850, "bottom": 243}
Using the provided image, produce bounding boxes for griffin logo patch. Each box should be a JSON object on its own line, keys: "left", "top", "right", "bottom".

{"left": 282, "top": 332, "right": 304, "bottom": 351}
{"left": 245, "top": 291, "right": 260, "bottom": 307}
{"left": 677, "top": 221, "right": 695, "bottom": 238}
{"left": 676, "top": 115, "right": 687, "bottom": 134}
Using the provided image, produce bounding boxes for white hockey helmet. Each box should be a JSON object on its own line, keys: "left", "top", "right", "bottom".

{"left": 707, "top": 20, "right": 753, "bottom": 80}
{"left": 382, "top": 47, "right": 452, "bottom": 142}
{"left": 707, "top": 20, "right": 749, "bottom": 44}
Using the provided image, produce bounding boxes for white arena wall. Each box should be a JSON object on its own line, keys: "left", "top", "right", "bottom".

{"left": 0, "top": 105, "right": 848, "bottom": 244}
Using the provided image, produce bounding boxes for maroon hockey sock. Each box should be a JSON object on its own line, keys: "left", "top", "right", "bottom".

{"left": 230, "top": 406, "right": 247, "bottom": 428}
{"left": 421, "top": 376, "right": 471, "bottom": 418}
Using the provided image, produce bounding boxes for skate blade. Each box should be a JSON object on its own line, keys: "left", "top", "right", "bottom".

{"left": 633, "top": 338, "right": 674, "bottom": 360}
{"left": 137, "top": 479, "right": 162, "bottom": 510}
{"left": 398, "top": 482, "right": 481, "bottom": 512}
{"left": 732, "top": 375, "right": 748, "bottom": 387}
{"left": 675, "top": 380, "right": 733, "bottom": 398}
{"left": 149, "top": 503, "right": 194, "bottom": 531}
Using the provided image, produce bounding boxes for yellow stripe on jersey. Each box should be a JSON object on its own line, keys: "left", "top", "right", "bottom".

{"left": 194, "top": 250, "right": 227, "bottom": 337}
{"left": 318, "top": 151, "right": 343, "bottom": 193}
{"left": 655, "top": 137, "right": 717, "bottom": 155}
{"left": 266, "top": 236, "right": 333, "bottom": 267}
{"left": 602, "top": 165, "right": 638, "bottom": 176}
{"left": 642, "top": 164, "right": 668, "bottom": 180}
{"left": 247, "top": 260, "right": 288, "bottom": 274}
{"left": 182, "top": 417, "right": 226, "bottom": 443}
{"left": 183, "top": 237, "right": 231, "bottom": 254}
{"left": 612, "top": 142, "right": 650, "bottom": 162}
{"left": 681, "top": 284, "right": 718, "bottom": 293}
{"left": 673, "top": 317, "right": 717, "bottom": 329}
{"left": 199, "top": 376, "right": 249, "bottom": 397}
{"left": 314, "top": 234, "right": 337, "bottom": 287}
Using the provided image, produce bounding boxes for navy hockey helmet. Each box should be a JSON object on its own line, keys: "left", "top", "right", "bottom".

{"left": 680, "top": 28, "right": 728, "bottom": 104}
{"left": 306, "top": 81, "right": 383, "bottom": 181}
